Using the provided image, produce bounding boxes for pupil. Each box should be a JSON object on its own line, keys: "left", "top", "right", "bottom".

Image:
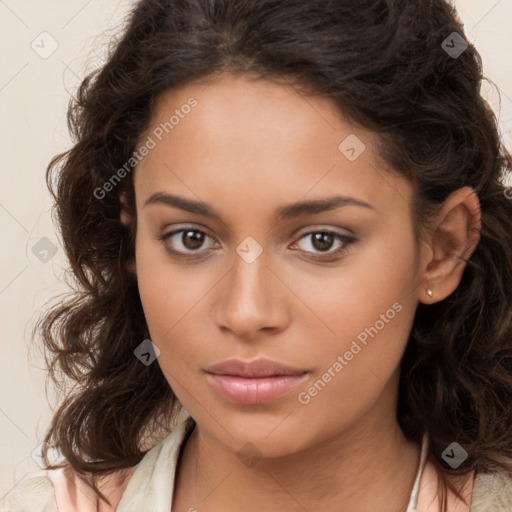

{"left": 183, "top": 230, "right": 204, "bottom": 249}
{"left": 312, "top": 233, "right": 334, "bottom": 252}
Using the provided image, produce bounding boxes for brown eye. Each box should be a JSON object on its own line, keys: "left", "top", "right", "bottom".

{"left": 291, "top": 230, "right": 356, "bottom": 261}
{"left": 158, "top": 228, "right": 217, "bottom": 257}
{"left": 181, "top": 230, "right": 205, "bottom": 250}
{"left": 310, "top": 232, "right": 335, "bottom": 252}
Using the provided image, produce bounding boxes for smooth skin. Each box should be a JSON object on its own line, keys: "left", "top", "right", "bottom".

{"left": 121, "top": 73, "right": 481, "bottom": 512}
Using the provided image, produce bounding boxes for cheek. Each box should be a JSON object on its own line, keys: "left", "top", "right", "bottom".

{"left": 299, "top": 227, "right": 419, "bottom": 397}
{"left": 134, "top": 230, "right": 217, "bottom": 378}
{"left": 135, "top": 214, "right": 419, "bottom": 383}
{"left": 135, "top": 232, "right": 196, "bottom": 342}
{"left": 295, "top": 224, "right": 417, "bottom": 332}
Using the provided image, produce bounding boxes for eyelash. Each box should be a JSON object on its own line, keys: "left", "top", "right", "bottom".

{"left": 156, "top": 227, "right": 356, "bottom": 262}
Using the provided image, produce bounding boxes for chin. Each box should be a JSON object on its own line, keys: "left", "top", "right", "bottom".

{"left": 205, "top": 409, "right": 313, "bottom": 458}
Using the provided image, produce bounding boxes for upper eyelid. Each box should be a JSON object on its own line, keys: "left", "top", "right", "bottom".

{"left": 161, "top": 226, "right": 354, "bottom": 251}
{"left": 161, "top": 222, "right": 353, "bottom": 235}
{"left": 161, "top": 224, "right": 352, "bottom": 239}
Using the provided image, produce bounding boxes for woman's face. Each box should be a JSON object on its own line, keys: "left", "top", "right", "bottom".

{"left": 132, "top": 73, "right": 425, "bottom": 456}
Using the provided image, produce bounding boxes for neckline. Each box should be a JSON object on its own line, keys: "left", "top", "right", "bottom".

{"left": 115, "top": 417, "right": 196, "bottom": 511}
{"left": 406, "top": 431, "right": 429, "bottom": 512}
{"left": 118, "top": 420, "right": 428, "bottom": 511}
{"left": 172, "top": 420, "right": 428, "bottom": 512}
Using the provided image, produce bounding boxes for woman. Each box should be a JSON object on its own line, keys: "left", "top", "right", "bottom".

{"left": 4, "top": 0, "right": 512, "bottom": 511}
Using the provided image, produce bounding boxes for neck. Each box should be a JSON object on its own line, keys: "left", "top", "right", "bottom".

{"left": 173, "top": 391, "right": 422, "bottom": 512}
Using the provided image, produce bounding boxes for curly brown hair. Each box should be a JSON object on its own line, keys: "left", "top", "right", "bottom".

{"left": 38, "top": 0, "right": 512, "bottom": 509}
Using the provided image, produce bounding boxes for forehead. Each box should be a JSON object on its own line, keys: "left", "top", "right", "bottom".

{"left": 134, "top": 74, "right": 412, "bottom": 219}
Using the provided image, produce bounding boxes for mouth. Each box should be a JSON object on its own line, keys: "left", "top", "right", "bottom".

{"left": 204, "top": 358, "right": 309, "bottom": 405}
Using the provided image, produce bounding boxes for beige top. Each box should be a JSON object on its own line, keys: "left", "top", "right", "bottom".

{"left": 2, "top": 418, "right": 512, "bottom": 512}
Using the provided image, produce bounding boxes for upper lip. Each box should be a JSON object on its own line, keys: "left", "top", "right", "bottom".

{"left": 205, "top": 358, "right": 307, "bottom": 378}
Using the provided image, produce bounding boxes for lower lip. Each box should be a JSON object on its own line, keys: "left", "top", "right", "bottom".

{"left": 205, "top": 373, "right": 308, "bottom": 405}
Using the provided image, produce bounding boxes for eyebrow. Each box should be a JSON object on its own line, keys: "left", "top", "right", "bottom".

{"left": 143, "top": 192, "right": 374, "bottom": 220}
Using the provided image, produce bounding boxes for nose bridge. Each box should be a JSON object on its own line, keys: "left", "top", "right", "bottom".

{"left": 229, "top": 243, "right": 270, "bottom": 309}
{"left": 215, "top": 239, "right": 284, "bottom": 335}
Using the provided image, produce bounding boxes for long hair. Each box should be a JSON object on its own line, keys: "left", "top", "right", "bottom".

{"left": 38, "top": 0, "right": 512, "bottom": 508}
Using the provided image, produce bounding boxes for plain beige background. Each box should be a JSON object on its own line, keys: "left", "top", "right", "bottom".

{"left": 1, "top": 0, "right": 511, "bottom": 501}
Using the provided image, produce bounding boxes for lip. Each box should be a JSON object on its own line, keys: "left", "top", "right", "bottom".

{"left": 205, "top": 358, "right": 307, "bottom": 378}
{"left": 204, "top": 359, "right": 308, "bottom": 405}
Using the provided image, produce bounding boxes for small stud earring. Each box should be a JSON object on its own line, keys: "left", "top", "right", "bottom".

{"left": 426, "top": 288, "right": 433, "bottom": 298}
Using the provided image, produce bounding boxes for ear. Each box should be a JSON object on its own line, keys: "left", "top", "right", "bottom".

{"left": 119, "top": 192, "right": 137, "bottom": 276}
{"left": 418, "top": 186, "right": 481, "bottom": 304}
{"left": 120, "top": 191, "right": 133, "bottom": 227}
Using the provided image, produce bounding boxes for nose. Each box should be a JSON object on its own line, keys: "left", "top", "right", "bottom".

{"left": 214, "top": 248, "right": 290, "bottom": 340}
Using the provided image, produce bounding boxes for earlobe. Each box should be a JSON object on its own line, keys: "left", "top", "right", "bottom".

{"left": 119, "top": 191, "right": 133, "bottom": 227}
{"left": 125, "top": 259, "right": 137, "bottom": 276}
{"left": 119, "top": 191, "right": 137, "bottom": 276}
{"left": 120, "top": 209, "right": 132, "bottom": 226}
{"left": 419, "top": 186, "right": 481, "bottom": 304}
